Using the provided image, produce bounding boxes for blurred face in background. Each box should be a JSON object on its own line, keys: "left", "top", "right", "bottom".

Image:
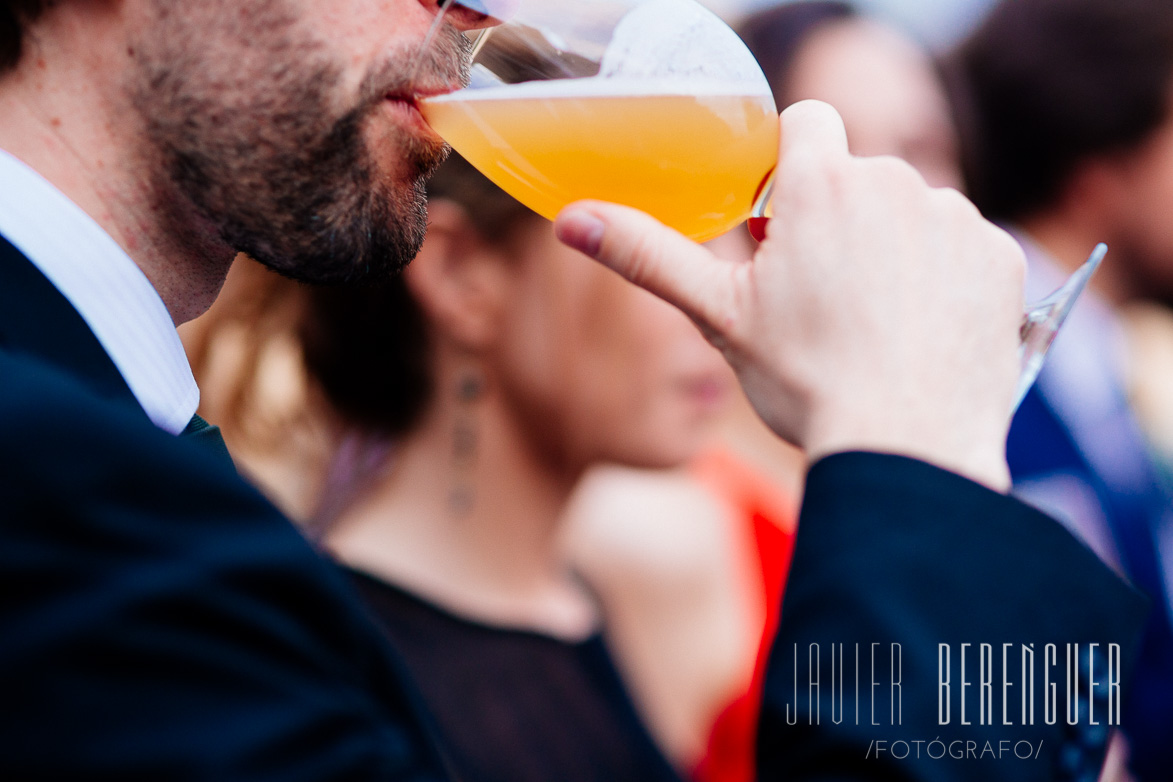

{"left": 489, "top": 220, "right": 733, "bottom": 475}
{"left": 784, "top": 18, "right": 963, "bottom": 190}
{"left": 1100, "top": 99, "right": 1173, "bottom": 300}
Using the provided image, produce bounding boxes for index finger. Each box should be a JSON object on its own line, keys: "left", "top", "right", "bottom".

{"left": 554, "top": 202, "right": 740, "bottom": 340}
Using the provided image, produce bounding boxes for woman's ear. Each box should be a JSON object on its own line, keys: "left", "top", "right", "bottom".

{"left": 404, "top": 199, "right": 512, "bottom": 351}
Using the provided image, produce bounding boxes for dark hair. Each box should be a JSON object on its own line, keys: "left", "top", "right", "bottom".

{"left": 947, "top": 0, "right": 1173, "bottom": 223}
{"left": 1, "top": 0, "right": 47, "bottom": 72}
{"left": 736, "top": 1, "right": 857, "bottom": 111}
{"left": 299, "top": 153, "right": 536, "bottom": 437}
{"left": 299, "top": 273, "right": 434, "bottom": 438}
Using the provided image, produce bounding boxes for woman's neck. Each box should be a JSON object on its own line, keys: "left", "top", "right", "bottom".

{"left": 325, "top": 388, "right": 598, "bottom": 640}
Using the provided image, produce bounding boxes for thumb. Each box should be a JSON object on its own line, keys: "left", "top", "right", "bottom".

{"left": 554, "top": 201, "right": 740, "bottom": 338}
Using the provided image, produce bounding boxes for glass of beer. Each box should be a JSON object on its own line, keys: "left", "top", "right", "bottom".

{"left": 419, "top": 0, "right": 778, "bottom": 243}
{"left": 422, "top": 0, "right": 1104, "bottom": 412}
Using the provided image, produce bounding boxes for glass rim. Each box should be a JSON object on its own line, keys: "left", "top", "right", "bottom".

{"left": 441, "top": 0, "right": 520, "bottom": 24}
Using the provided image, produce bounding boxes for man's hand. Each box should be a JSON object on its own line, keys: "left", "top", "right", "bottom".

{"left": 554, "top": 100, "right": 1024, "bottom": 491}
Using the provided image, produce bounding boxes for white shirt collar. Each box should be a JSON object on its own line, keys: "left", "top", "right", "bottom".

{"left": 0, "top": 148, "right": 199, "bottom": 435}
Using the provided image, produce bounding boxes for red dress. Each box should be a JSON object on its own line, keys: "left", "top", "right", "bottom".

{"left": 689, "top": 448, "right": 798, "bottom": 782}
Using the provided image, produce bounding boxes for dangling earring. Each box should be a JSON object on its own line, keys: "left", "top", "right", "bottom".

{"left": 449, "top": 367, "right": 485, "bottom": 517}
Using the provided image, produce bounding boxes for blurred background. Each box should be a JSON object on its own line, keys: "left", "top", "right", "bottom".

{"left": 706, "top": 0, "right": 995, "bottom": 50}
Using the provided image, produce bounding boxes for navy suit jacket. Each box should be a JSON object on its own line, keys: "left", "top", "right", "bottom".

{"left": 0, "top": 235, "right": 1146, "bottom": 780}
{"left": 1008, "top": 387, "right": 1173, "bottom": 781}
{"left": 0, "top": 237, "right": 453, "bottom": 779}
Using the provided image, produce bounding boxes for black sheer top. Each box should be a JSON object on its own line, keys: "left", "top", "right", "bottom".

{"left": 345, "top": 567, "right": 684, "bottom": 782}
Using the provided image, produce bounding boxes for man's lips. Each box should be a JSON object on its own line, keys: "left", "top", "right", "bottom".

{"left": 386, "top": 80, "right": 463, "bottom": 106}
{"left": 383, "top": 88, "right": 454, "bottom": 143}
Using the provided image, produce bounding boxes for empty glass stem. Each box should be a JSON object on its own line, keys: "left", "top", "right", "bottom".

{"left": 1012, "top": 243, "right": 1107, "bottom": 413}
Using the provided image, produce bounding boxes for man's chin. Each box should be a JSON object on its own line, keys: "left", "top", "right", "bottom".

{"left": 223, "top": 133, "right": 438, "bottom": 286}
{"left": 247, "top": 209, "right": 427, "bottom": 286}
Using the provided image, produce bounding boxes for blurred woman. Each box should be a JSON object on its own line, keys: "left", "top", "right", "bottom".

{"left": 184, "top": 152, "right": 733, "bottom": 782}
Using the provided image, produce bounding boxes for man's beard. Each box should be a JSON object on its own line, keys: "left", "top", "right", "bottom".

{"left": 130, "top": 2, "right": 470, "bottom": 285}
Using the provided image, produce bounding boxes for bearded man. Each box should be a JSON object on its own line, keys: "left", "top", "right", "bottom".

{"left": 0, "top": 1, "right": 1144, "bottom": 780}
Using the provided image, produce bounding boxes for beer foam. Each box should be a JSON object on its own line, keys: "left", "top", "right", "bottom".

{"left": 602, "top": 0, "right": 769, "bottom": 89}
{"left": 426, "top": 76, "right": 774, "bottom": 102}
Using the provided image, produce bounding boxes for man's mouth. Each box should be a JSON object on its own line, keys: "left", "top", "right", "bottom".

{"left": 387, "top": 77, "right": 466, "bottom": 131}
{"left": 383, "top": 88, "right": 454, "bottom": 142}
{"left": 387, "top": 78, "right": 463, "bottom": 104}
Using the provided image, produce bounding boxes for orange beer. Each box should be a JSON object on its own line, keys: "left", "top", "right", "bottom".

{"left": 422, "top": 79, "right": 779, "bottom": 242}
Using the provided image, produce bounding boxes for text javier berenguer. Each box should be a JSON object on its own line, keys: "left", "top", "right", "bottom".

{"left": 781, "top": 642, "right": 1121, "bottom": 727}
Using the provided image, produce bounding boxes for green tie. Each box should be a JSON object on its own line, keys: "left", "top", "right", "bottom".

{"left": 181, "top": 414, "right": 235, "bottom": 469}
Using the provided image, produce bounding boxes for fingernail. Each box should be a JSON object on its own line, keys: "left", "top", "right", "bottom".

{"left": 747, "top": 217, "right": 770, "bottom": 243}
{"left": 556, "top": 210, "right": 605, "bottom": 257}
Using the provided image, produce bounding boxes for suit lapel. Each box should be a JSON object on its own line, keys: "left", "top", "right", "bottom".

{"left": 0, "top": 234, "right": 143, "bottom": 418}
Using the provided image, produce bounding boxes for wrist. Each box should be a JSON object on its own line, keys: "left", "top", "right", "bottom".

{"left": 803, "top": 405, "right": 1012, "bottom": 493}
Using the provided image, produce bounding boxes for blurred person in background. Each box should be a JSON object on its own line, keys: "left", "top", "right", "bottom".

{"left": 564, "top": 6, "right": 968, "bottom": 782}
{"left": 186, "top": 152, "right": 735, "bottom": 782}
{"left": 738, "top": 0, "right": 962, "bottom": 190}
{"left": 1119, "top": 302, "right": 1173, "bottom": 482}
{"left": 947, "top": 0, "right": 1173, "bottom": 777}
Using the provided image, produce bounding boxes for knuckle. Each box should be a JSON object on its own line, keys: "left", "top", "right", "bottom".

{"left": 852, "top": 155, "right": 932, "bottom": 207}
{"left": 712, "top": 296, "right": 744, "bottom": 346}
{"left": 778, "top": 148, "right": 843, "bottom": 212}
{"left": 933, "top": 186, "right": 980, "bottom": 218}
{"left": 859, "top": 154, "right": 924, "bottom": 187}
{"left": 822, "top": 154, "right": 851, "bottom": 189}
{"left": 780, "top": 146, "right": 829, "bottom": 188}
{"left": 712, "top": 265, "right": 752, "bottom": 338}
{"left": 989, "top": 226, "right": 1027, "bottom": 282}
{"left": 622, "top": 230, "right": 663, "bottom": 289}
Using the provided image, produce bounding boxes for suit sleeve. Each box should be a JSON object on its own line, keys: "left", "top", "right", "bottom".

{"left": 757, "top": 452, "right": 1147, "bottom": 782}
{"left": 0, "top": 352, "right": 450, "bottom": 781}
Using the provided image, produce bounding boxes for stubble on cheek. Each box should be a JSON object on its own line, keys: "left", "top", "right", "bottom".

{"left": 127, "top": 3, "right": 466, "bottom": 285}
